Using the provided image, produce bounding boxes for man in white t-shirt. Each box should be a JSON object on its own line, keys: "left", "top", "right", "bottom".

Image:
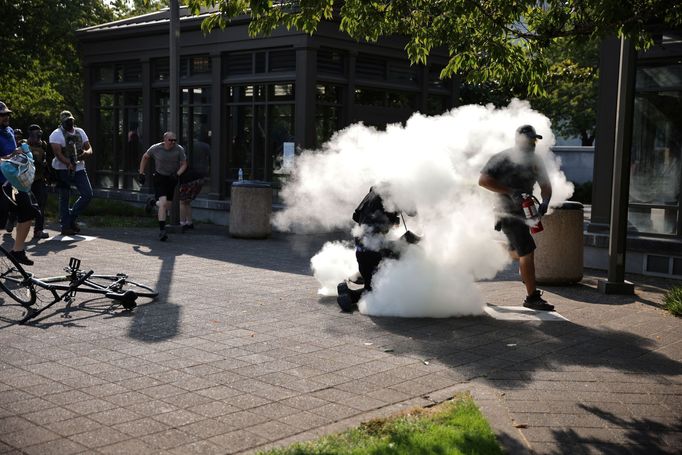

{"left": 49, "top": 110, "right": 94, "bottom": 236}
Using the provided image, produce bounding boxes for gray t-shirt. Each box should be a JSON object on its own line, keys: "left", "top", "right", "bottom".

{"left": 145, "top": 142, "right": 186, "bottom": 176}
{"left": 481, "top": 147, "right": 550, "bottom": 217}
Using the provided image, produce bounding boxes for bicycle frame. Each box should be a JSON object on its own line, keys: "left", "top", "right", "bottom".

{"left": 9, "top": 257, "right": 156, "bottom": 324}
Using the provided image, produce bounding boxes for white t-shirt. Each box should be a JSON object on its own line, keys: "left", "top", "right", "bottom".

{"left": 49, "top": 127, "right": 89, "bottom": 171}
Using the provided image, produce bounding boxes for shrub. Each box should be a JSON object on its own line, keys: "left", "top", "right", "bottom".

{"left": 663, "top": 286, "right": 682, "bottom": 317}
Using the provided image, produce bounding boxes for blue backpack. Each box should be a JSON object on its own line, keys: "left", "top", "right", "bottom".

{"left": 1, "top": 150, "right": 35, "bottom": 192}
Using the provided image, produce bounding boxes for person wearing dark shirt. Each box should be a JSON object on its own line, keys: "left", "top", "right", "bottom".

{"left": 479, "top": 125, "right": 554, "bottom": 311}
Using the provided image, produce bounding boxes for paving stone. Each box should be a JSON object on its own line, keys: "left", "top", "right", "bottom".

{"left": 112, "top": 417, "right": 170, "bottom": 438}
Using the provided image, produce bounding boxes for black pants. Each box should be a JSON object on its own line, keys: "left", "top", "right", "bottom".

{"left": 357, "top": 250, "right": 383, "bottom": 292}
{"left": 30, "top": 180, "right": 47, "bottom": 232}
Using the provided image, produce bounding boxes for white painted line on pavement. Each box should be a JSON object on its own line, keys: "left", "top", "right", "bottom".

{"left": 43, "top": 234, "right": 97, "bottom": 243}
{"left": 484, "top": 304, "right": 569, "bottom": 322}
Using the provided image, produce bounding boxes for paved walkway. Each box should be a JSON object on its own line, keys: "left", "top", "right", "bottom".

{"left": 0, "top": 226, "right": 680, "bottom": 454}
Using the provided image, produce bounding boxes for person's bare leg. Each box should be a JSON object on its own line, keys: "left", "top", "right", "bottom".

{"left": 180, "top": 201, "right": 193, "bottom": 225}
{"left": 13, "top": 221, "right": 31, "bottom": 252}
{"left": 518, "top": 252, "right": 536, "bottom": 296}
{"left": 157, "top": 196, "right": 168, "bottom": 221}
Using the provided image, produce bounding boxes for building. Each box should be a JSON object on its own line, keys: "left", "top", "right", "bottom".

{"left": 588, "top": 31, "right": 682, "bottom": 278}
{"left": 76, "top": 7, "right": 456, "bottom": 222}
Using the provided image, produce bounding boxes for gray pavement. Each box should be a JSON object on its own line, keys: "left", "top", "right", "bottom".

{"left": 0, "top": 226, "right": 680, "bottom": 454}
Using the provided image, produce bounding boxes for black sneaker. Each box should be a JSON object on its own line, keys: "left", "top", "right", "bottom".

{"left": 158, "top": 230, "right": 168, "bottom": 241}
{"left": 523, "top": 290, "right": 554, "bottom": 311}
{"left": 337, "top": 293, "right": 357, "bottom": 313}
{"left": 337, "top": 282, "right": 363, "bottom": 304}
{"left": 10, "top": 250, "right": 33, "bottom": 266}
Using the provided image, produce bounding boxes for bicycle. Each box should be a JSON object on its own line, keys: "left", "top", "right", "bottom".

{"left": 0, "top": 246, "right": 158, "bottom": 324}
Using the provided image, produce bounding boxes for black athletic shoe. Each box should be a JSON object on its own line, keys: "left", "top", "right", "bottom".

{"left": 337, "top": 282, "right": 349, "bottom": 296}
{"left": 10, "top": 250, "right": 33, "bottom": 266}
{"left": 523, "top": 290, "right": 554, "bottom": 311}
{"left": 158, "top": 230, "right": 168, "bottom": 241}
{"left": 337, "top": 293, "right": 357, "bottom": 313}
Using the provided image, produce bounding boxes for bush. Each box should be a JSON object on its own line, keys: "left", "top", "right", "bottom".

{"left": 569, "top": 181, "right": 592, "bottom": 205}
{"left": 663, "top": 287, "right": 682, "bottom": 317}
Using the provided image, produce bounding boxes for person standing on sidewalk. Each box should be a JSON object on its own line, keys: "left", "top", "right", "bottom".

{"left": 49, "top": 110, "right": 93, "bottom": 236}
{"left": 479, "top": 124, "right": 554, "bottom": 311}
{"left": 26, "top": 124, "right": 50, "bottom": 240}
{"left": 138, "top": 132, "right": 187, "bottom": 241}
{"left": 0, "top": 101, "right": 36, "bottom": 265}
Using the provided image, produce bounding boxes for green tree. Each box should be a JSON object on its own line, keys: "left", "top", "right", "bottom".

{"left": 530, "top": 38, "right": 599, "bottom": 146}
{"left": 186, "top": 0, "right": 681, "bottom": 96}
{"left": 109, "top": 0, "right": 169, "bottom": 20}
{"left": 0, "top": 0, "right": 114, "bottom": 130}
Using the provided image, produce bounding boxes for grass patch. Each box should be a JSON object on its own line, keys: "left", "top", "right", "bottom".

{"left": 258, "top": 393, "right": 502, "bottom": 455}
{"left": 663, "top": 287, "right": 682, "bottom": 317}
{"left": 44, "top": 196, "right": 157, "bottom": 228}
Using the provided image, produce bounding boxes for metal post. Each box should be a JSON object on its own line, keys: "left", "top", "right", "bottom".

{"left": 169, "top": 0, "right": 180, "bottom": 225}
{"left": 598, "top": 37, "right": 636, "bottom": 295}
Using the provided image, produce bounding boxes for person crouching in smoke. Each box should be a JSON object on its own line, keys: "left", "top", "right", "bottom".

{"left": 337, "top": 183, "right": 420, "bottom": 312}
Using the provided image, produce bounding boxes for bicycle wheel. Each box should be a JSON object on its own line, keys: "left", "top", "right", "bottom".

{"left": 0, "top": 246, "right": 36, "bottom": 307}
{"left": 84, "top": 275, "right": 158, "bottom": 299}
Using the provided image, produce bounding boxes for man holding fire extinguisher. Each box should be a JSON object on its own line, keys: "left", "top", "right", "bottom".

{"left": 479, "top": 124, "right": 554, "bottom": 311}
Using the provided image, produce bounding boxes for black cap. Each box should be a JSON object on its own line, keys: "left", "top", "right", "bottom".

{"left": 516, "top": 124, "right": 543, "bottom": 139}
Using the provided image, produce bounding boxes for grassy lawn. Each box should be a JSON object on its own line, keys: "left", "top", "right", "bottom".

{"left": 258, "top": 393, "right": 502, "bottom": 455}
{"left": 44, "top": 196, "right": 158, "bottom": 228}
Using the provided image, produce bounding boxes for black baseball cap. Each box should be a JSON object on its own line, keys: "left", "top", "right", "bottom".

{"left": 516, "top": 124, "right": 543, "bottom": 139}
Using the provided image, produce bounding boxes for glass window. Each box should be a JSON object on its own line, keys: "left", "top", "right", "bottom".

{"left": 356, "top": 55, "right": 386, "bottom": 80}
{"left": 317, "top": 48, "right": 345, "bottom": 75}
{"left": 269, "top": 50, "right": 296, "bottom": 72}
{"left": 355, "top": 87, "right": 385, "bottom": 106}
{"left": 316, "top": 84, "right": 343, "bottom": 104}
{"left": 629, "top": 90, "right": 681, "bottom": 235}
{"left": 224, "top": 53, "right": 253, "bottom": 76}
{"left": 269, "top": 84, "right": 294, "bottom": 101}
{"left": 94, "top": 91, "right": 144, "bottom": 191}
{"left": 95, "top": 65, "right": 114, "bottom": 83}
{"left": 636, "top": 64, "right": 682, "bottom": 90}
{"left": 388, "top": 63, "right": 419, "bottom": 85}
{"left": 153, "top": 58, "right": 169, "bottom": 81}
{"left": 226, "top": 83, "right": 295, "bottom": 183}
{"left": 426, "top": 94, "right": 449, "bottom": 115}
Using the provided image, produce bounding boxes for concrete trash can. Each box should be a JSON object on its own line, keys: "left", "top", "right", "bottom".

{"left": 533, "top": 201, "right": 584, "bottom": 284}
{"left": 229, "top": 180, "right": 272, "bottom": 238}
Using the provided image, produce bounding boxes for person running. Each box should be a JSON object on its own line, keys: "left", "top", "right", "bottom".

{"left": 138, "top": 132, "right": 187, "bottom": 241}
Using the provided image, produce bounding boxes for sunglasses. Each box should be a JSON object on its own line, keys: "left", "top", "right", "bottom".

{"left": 167, "top": 138, "right": 177, "bottom": 142}
{"left": 0, "top": 113, "right": 10, "bottom": 117}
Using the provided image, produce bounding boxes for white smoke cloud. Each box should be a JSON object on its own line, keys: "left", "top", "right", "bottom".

{"left": 275, "top": 99, "right": 574, "bottom": 317}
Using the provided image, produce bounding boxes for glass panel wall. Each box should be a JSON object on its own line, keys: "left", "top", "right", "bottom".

{"left": 181, "top": 88, "right": 211, "bottom": 192}
{"left": 315, "top": 84, "right": 343, "bottom": 146}
{"left": 629, "top": 63, "right": 682, "bottom": 236}
{"left": 94, "top": 91, "right": 143, "bottom": 190}
{"left": 225, "top": 83, "right": 295, "bottom": 183}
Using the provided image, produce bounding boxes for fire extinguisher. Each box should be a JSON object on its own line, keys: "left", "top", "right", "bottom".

{"left": 521, "top": 193, "right": 544, "bottom": 234}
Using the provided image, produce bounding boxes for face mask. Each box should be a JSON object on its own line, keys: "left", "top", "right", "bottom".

{"left": 62, "top": 119, "right": 74, "bottom": 130}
